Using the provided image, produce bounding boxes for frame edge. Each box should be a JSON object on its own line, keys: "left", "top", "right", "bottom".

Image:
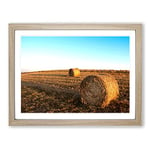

{"left": 8, "top": 23, "right": 143, "bottom": 126}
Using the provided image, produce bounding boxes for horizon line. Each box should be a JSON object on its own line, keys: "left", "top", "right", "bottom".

{"left": 21, "top": 68, "right": 130, "bottom": 73}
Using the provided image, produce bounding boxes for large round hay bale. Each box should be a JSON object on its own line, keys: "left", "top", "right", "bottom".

{"left": 69, "top": 68, "right": 80, "bottom": 77}
{"left": 80, "top": 74, "right": 119, "bottom": 108}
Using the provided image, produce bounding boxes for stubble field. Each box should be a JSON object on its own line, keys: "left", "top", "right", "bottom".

{"left": 21, "top": 70, "right": 130, "bottom": 113}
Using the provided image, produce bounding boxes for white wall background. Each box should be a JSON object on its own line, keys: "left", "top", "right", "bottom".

{"left": 0, "top": 0, "right": 148, "bottom": 150}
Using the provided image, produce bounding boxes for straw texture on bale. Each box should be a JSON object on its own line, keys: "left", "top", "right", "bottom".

{"left": 69, "top": 68, "right": 80, "bottom": 77}
{"left": 80, "top": 74, "right": 119, "bottom": 108}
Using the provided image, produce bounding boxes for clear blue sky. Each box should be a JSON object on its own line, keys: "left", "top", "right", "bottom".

{"left": 21, "top": 36, "right": 129, "bottom": 72}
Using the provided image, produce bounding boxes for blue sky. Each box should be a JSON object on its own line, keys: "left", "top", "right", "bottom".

{"left": 21, "top": 36, "right": 129, "bottom": 72}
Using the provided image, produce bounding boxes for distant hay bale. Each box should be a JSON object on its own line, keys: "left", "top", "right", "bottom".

{"left": 80, "top": 74, "right": 119, "bottom": 108}
{"left": 69, "top": 68, "right": 80, "bottom": 77}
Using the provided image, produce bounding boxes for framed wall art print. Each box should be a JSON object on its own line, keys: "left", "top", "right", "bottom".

{"left": 9, "top": 23, "right": 142, "bottom": 126}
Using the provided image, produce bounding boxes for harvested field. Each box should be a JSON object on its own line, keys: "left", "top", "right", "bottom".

{"left": 21, "top": 69, "right": 130, "bottom": 113}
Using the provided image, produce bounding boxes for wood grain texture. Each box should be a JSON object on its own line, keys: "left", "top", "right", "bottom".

{"left": 8, "top": 23, "right": 141, "bottom": 30}
{"left": 9, "top": 24, "right": 15, "bottom": 126}
{"left": 135, "top": 24, "right": 142, "bottom": 125}
{"left": 9, "top": 23, "right": 142, "bottom": 126}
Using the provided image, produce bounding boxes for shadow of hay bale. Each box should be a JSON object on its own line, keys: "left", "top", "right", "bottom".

{"left": 72, "top": 93, "right": 83, "bottom": 106}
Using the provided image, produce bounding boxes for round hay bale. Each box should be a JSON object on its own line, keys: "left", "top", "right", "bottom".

{"left": 69, "top": 68, "right": 80, "bottom": 77}
{"left": 80, "top": 74, "right": 119, "bottom": 108}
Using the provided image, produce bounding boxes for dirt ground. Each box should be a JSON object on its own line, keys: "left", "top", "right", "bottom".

{"left": 21, "top": 70, "right": 129, "bottom": 113}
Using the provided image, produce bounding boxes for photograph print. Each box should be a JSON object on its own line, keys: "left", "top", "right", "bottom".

{"left": 21, "top": 32, "right": 130, "bottom": 114}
